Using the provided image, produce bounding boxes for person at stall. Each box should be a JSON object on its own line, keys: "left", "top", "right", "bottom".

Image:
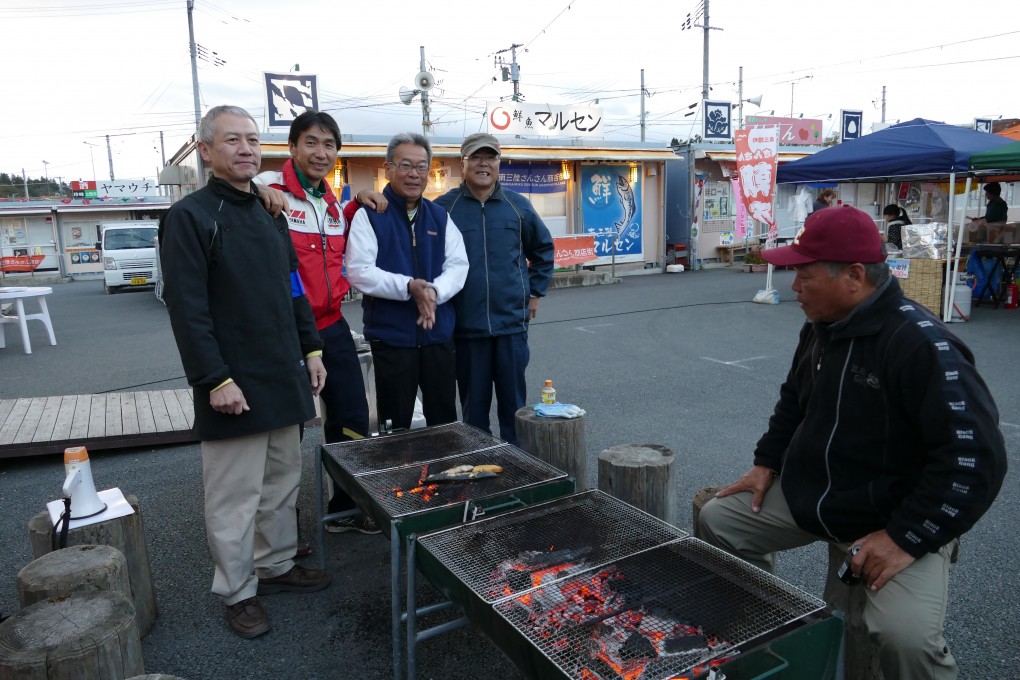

{"left": 812, "top": 188, "right": 837, "bottom": 213}
{"left": 882, "top": 203, "right": 911, "bottom": 249}
{"left": 698, "top": 206, "right": 1007, "bottom": 680}
{"left": 966, "top": 182, "right": 1008, "bottom": 242}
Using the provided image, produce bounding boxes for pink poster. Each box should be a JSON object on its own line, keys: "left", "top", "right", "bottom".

{"left": 730, "top": 177, "right": 747, "bottom": 239}
{"left": 735, "top": 126, "right": 779, "bottom": 231}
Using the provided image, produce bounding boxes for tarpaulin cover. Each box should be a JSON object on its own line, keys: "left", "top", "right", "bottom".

{"left": 969, "top": 140, "right": 1020, "bottom": 171}
{"left": 777, "top": 118, "right": 1013, "bottom": 183}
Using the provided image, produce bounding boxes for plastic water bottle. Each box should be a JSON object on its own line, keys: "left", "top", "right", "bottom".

{"left": 541, "top": 380, "right": 557, "bottom": 404}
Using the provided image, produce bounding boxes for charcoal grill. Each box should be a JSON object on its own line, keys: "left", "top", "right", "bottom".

{"left": 416, "top": 491, "right": 841, "bottom": 680}
{"left": 317, "top": 422, "right": 575, "bottom": 680}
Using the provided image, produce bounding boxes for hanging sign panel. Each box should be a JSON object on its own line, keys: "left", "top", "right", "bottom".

{"left": 486, "top": 103, "right": 603, "bottom": 138}
{"left": 580, "top": 164, "right": 643, "bottom": 264}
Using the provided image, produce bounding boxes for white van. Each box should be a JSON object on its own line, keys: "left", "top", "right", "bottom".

{"left": 100, "top": 221, "right": 159, "bottom": 294}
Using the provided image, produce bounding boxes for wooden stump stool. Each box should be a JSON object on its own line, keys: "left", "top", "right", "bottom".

{"left": 0, "top": 591, "right": 143, "bottom": 679}
{"left": 515, "top": 406, "right": 588, "bottom": 489}
{"left": 17, "top": 545, "right": 131, "bottom": 609}
{"left": 691, "top": 485, "right": 723, "bottom": 539}
{"left": 597, "top": 444, "right": 677, "bottom": 525}
{"left": 27, "top": 493, "right": 158, "bottom": 637}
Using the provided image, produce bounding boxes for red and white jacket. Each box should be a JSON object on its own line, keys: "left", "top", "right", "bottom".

{"left": 256, "top": 160, "right": 350, "bottom": 330}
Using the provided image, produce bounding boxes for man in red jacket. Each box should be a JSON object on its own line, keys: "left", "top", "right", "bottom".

{"left": 256, "top": 110, "right": 385, "bottom": 534}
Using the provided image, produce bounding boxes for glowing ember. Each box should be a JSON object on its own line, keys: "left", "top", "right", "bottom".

{"left": 390, "top": 464, "right": 440, "bottom": 502}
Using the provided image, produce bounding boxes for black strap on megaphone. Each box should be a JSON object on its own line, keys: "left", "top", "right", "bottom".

{"left": 50, "top": 497, "right": 72, "bottom": 551}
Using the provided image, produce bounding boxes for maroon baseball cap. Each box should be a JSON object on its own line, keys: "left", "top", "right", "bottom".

{"left": 762, "top": 206, "right": 885, "bottom": 267}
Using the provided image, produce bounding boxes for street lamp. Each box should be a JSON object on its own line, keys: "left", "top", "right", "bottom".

{"left": 788, "top": 75, "right": 813, "bottom": 117}
{"left": 83, "top": 141, "right": 99, "bottom": 181}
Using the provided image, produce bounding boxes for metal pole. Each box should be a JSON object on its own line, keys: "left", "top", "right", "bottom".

{"left": 159, "top": 131, "right": 166, "bottom": 166}
{"left": 881, "top": 85, "right": 887, "bottom": 124}
{"left": 701, "top": 0, "right": 710, "bottom": 103}
{"left": 738, "top": 66, "right": 744, "bottom": 129}
{"left": 419, "top": 45, "right": 432, "bottom": 137}
{"left": 640, "top": 69, "right": 646, "bottom": 142}
{"left": 188, "top": 0, "right": 205, "bottom": 186}
{"left": 105, "top": 135, "right": 115, "bottom": 180}
{"left": 22, "top": 168, "right": 29, "bottom": 199}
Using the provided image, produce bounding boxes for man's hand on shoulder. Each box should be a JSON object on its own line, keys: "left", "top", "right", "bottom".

{"left": 715, "top": 464, "right": 776, "bottom": 513}
{"left": 358, "top": 190, "right": 388, "bottom": 213}
{"left": 256, "top": 185, "right": 289, "bottom": 217}
{"left": 210, "top": 382, "right": 249, "bottom": 415}
{"left": 850, "top": 529, "right": 916, "bottom": 591}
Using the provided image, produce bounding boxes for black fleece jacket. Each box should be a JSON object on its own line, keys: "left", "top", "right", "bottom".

{"left": 755, "top": 277, "right": 1006, "bottom": 557}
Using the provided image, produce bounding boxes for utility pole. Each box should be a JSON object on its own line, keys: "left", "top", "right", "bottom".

{"left": 187, "top": 0, "right": 205, "bottom": 186}
{"left": 159, "top": 131, "right": 167, "bottom": 166}
{"left": 22, "top": 168, "right": 29, "bottom": 199}
{"left": 881, "top": 85, "right": 887, "bottom": 124}
{"left": 738, "top": 65, "right": 744, "bottom": 129}
{"left": 495, "top": 44, "right": 524, "bottom": 102}
{"left": 640, "top": 69, "right": 646, "bottom": 142}
{"left": 702, "top": 0, "right": 711, "bottom": 103}
{"left": 419, "top": 46, "right": 432, "bottom": 137}
{"left": 105, "top": 134, "right": 115, "bottom": 180}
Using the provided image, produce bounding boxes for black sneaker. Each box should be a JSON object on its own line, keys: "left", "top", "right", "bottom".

{"left": 324, "top": 513, "right": 381, "bottom": 535}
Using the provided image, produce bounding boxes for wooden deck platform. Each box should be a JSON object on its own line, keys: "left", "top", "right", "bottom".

{"left": 0, "top": 390, "right": 198, "bottom": 459}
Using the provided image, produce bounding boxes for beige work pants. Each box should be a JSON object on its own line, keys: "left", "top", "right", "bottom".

{"left": 698, "top": 481, "right": 958, "bottom": 680}
{"left": 201, "top": 425, "right": 301, "bottom": 605}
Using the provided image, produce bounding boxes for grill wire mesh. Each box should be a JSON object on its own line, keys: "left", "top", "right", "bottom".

{"left": 490, "top": 538, "right": 825, "bottom": 680}
{"left": 322, "top": 422, "right": 502, "bottom": 476}
{"left": 417, "top": 491, "right": 688, "bottom": 604}
{"left": 351, "top": 443, "right": 567, "bottom": 519}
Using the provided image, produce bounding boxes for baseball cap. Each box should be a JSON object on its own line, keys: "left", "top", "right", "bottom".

{"left": 762, "top": 206, "right": 885, "bottom": 267}
{"left": 461, "top": 133, "right": 501, "bottom": 158}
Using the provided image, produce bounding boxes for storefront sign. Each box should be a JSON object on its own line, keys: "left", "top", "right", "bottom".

{"left": 499, "top": 162, "right": 567, "bottom": 193}
{"left": 553, "top": 235, "right": 598, "bottom": 267}
{"left": 96, "top": 179, "right": 160, "bottom": 198}
{"left": 1, "top": 255, "right": 45, "bottom": 272}
{"left": 486, "top": 103, "right": 603, "bottom": 138}
{"left": 746, "top": 115, "right": 824, "bottom": 146}
{"left": 71, "top": 180, "right": 98, "bottom": 199}
{"left": 265, "top": 72, "right": 318, "bottom": 128}
{"left": 703, "top": 100, "right": 733, "bottom": 141}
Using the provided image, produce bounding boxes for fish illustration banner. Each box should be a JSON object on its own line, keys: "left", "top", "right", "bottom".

{"left": 735, "top": 126, "right": 779, "bottom": 230}
{"left": 499, "top": 162, "right": 568, "bottom": 194}
{"left": 265, "top": 73, "right": 319, "bottom": 128}
{"left": 580, "top": 164, "right": 644, "bottom": 263}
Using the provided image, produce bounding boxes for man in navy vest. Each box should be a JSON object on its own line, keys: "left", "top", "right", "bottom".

{"left": 346, "top": 132, "right": 468, "bottom": 430}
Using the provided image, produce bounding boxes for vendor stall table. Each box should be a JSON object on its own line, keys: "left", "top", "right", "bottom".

{"left": 971, "top": 245, "right": 1020, "bottom": 308}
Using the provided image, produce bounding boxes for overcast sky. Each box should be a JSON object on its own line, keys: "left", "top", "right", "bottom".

{"left": 3, "top": 0, "right": 1017, "bottom": 186}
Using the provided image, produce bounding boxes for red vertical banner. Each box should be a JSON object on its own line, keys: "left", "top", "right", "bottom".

{"left": 735, "top": 126, "right": 779, "bottom": 243}
{"left": 730, "top": 177, "right": 748, "bottom": 240}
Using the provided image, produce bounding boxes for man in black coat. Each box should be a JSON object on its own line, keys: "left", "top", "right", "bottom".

{"left": 161, "top": 105, "right": 331, "bottom": 639}
{"left": 699, "top": 207, "right": 1006, "bottom": 679}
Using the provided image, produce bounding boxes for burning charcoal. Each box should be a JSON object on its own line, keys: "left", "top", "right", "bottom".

{"left": 619, "top": 631, "right": 657, "bottom": 660}
{"left": 584, "top": 656, "right": 624, "bottom": 680}
{"left": 663, "top": 634, "right": 708, "bottom": 654}
{"left": 506, "top": 569, "right": 531, "bottom": 592}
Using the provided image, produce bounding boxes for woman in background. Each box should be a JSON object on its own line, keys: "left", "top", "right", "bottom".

{"left": 812, "top": 188, "right": 837, "bottom": 213}
{"left": 883, "top": 204, "right": 910, "bottom": 249}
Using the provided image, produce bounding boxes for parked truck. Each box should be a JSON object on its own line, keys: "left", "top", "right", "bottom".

{"left": 99, "top": 221, "right": 159, "bottom": 294}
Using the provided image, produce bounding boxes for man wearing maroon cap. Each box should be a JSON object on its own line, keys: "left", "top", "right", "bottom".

{"left": 699, "top": 206, "right": 1007, "bottom": 679}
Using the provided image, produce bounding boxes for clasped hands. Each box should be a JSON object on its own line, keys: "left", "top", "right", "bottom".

{"left": 407, "top": 278, "right": 437, "bottom": 329}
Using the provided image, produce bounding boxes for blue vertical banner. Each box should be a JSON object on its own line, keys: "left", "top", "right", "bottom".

{"left": 580, "top": 164, "right": 643, "bottom": 263}
{"left": 840, "top": 109, "right": 863, "bottom": 141}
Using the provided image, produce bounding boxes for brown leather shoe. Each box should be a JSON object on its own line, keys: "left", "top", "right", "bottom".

{"left": 257, "top": 564, "right": 332, "bottom": 595}
{"left": 225, "top": 597, "right": 270, "bottom": 639}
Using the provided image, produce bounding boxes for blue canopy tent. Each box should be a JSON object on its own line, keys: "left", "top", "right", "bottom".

{"left": 775, "top": 119, "right": 1012, "bottom": 321}
{"left": 777, "top": 118, "right": 1012, "bottom": 183}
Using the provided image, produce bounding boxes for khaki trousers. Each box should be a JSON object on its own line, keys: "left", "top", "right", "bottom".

{"left": 201, "top": 425, "right": 301, "bottom": 605}
{"left": 698, "top": 482, "right": 958, "bottom": 680}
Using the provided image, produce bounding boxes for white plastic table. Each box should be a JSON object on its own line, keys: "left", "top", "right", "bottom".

{"left": 0, "top": 286, "right": 57, "bottom": 354}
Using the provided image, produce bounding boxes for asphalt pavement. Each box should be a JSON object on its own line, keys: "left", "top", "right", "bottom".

{"left": 1, "top": 271, "right": 1017, "bottom": 679}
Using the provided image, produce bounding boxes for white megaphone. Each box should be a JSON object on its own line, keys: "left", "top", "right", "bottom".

{"left": 62, "top": 446, "right": 107, "bottom": 519}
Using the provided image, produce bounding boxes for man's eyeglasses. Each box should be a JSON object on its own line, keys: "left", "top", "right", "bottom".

{"left": 465, "top": 154, "right": 500, "bottom": 164}
{"left": 389, "top": 161, "right": 430, "bottom": 174}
